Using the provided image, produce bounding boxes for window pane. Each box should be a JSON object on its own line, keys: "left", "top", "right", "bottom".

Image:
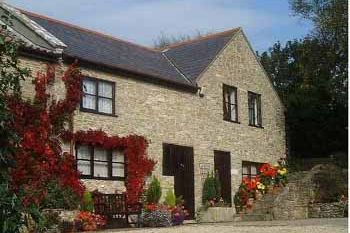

{"left": 242, "top": 165, "right": 248, "bottom": 174}
{"left": 112, "top": 163, "right": 125, "bottom": 177}
{"left": 98, "top": 82, "right": 113, "bottom": 98}
{"left": 251, "top": 166, "right": 257, "bottom": 175}
{"left": 83, "top": 80, "right": 96, "bottom": 95}
{"left": 98, "top": 98, "right": 112, "bottom": 114}
{"left": 112, "top": 150, "right": 124, "bottom": 163}
{"left": 83, "top": 95, "right": 96, "bottom": 110}
{"left": 94, "top": 148, "right": 108, "bottom": 161}
{"left": 249, "top": 108, "right": 255, "bottom": 125}
{"left": 254, "top": 98, "right": 258, "bottom": 125}
{"left": 231, "top": 105, "right": 237, "bottom": 121}
{"left": 77, "top": 145, "right": 90, "bottom": 160}
{"left": 78, "top": 160, "right": 91, "bottom": 175}
{"left": 229, "top": 89, "right": 236, "bottom": 105}
{"left": 94, "top": 161, "right": 108, "bottom": 177}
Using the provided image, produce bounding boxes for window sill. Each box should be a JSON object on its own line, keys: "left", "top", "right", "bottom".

{"left": 80, "top": 108, "right": 118, "bottom": 118}
{"left": 223, "top": 118, "right": 240, "bottom": 124}
{"left": 80, "top": 175, "right": 125, "bottom": 181}
{"left": 248, "top": 124, "right": 264, "bottom": 129}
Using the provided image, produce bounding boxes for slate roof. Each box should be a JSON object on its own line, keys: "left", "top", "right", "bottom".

{"left": 21, "top": 10, "right": 239, "bottom": 88}
{"left": 163, "top": 29, "right": 239, "bottom": 82}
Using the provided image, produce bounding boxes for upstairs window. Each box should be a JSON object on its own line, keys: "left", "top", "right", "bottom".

{"left": 248, "top": 92, "right": 262, "bottom": 127}
{"left": 223, "top": 84, "right": 238, "bottom": 122}
{"left": 76, "top": 145, "right": 125, "bottom": 180}
{"left": 81, "top": 78, "right": 115, "bottom": 115}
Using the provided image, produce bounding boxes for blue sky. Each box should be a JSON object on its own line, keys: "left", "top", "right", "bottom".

{"left": 7, "top": 0, "right": 312, "bottom": 52}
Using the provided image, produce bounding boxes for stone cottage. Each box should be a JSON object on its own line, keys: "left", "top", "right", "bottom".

{"left": 1, "top": 3, "right": 286, "bottom": 218}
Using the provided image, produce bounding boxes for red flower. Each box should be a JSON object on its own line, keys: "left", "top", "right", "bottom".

{"left": 259, "top": 163, "right": 277, "bottom": 178}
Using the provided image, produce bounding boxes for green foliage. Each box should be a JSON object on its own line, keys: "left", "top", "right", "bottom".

{"left": 202, "top": 171, "right": 221, "bottom": 204}
{"left": 40, "top": 181, "right": 80, "bottom": 210}
{"left": 312, "top": 164, "right": 347, "bottom": 203}
{"left": 0, "top": 183, "right": 24, "bottom": 233}
{"left": 175, "top": 195, "right": 184, "bottom": 206}
{"left": 259, "top": 0, "right": 348, "bottom": 158}
{"left": 81, "top": 192, "right": 94, "bottom": 212}
{"left": 0, "top": 12, "right": 29, "bottom": 181}
{"left": 0, "top": 11, "right": 30, "bottom": 233}
{"left": 163, "top": 189, "right": 176, "bottom": 208}
{"left": 146, "top": 176, "right": 162, "bottom": 204}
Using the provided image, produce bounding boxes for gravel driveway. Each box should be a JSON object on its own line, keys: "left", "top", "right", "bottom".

{"left": 98, "top": 218, "right": 348, "bottom": 233}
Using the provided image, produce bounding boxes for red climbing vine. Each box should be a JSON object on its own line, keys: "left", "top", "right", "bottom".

{"left": 8, "top": 63, "right": 155, "bottom": 207}
{"left": 62, "top": 130, "right": 156, "bottom": 204}
{"left": 7, "top": 63, "right": 85, "bottom": 207}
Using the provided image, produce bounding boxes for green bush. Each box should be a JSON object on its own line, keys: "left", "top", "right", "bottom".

{"left": 41, "top": 181, "right": 81, "bottom": 210}
{"left": 164, "top": 189, "right": 176, "bottom": 207}
{"left": 81, "top": 192, "right": 94, "bottom": 212}
{"left": 146, "top": 176, "right": 162, "bottom": 204}
{"left": 313, "top": 164, "right": 347, "bottom": 203}
{"left": 202, "top": 171, "right": 221, "bottom": 204}
{"left": 0, "top": 182, "right": 24, "bottom": 233}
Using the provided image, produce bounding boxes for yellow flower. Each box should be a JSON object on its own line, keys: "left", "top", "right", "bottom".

{"left": 278, "top": 168, "right": 287, "bottom": 175}
{"left": 257, "top": 182, "right": 265, "bottom": 190}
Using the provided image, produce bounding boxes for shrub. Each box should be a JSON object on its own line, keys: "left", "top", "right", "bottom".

{"left": 171, "top": 197, "right": 188, "bottom": 225}
{"left": 164, "top": 189, "right": 176, "bottom": 208}
{"left": 313, "top": 164, "right": 347, "bottom": 203}
{"left": 40, "top": 181, "right": 81, "bottom": 210}
{"left": 146, "top": 176, "right": 162, "bottom": 204}
{"left": 74, "top": 211, "right": 107, "bottom": 231}
{"left": 0, "top": 183, "right": 24, "bottom": 233}
{"left": 81, "top": 192, "right": 94, "bottom": 212}
{"left": 202, "top": 172, "right": 220, "bottom": 204}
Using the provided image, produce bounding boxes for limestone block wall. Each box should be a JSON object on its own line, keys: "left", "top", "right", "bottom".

{"left": 18, "top": 30, "right": 286, "bottom": 212}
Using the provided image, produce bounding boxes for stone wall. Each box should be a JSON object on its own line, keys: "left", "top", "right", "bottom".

{"left": 18, "top": 30, "right": 286, "bottom": 211}
{"left": 308, "top": 202, "right": 346, "bottom": 218}
{"left": 249, "top": 165, "right": 347, "bottom": 220}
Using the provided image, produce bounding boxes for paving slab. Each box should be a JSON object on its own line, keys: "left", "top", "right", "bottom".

{"left": 94, "top": 218, "right": 348, "bottom": 233}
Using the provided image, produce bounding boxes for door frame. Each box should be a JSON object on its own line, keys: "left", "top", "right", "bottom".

{"left": 214, "top": 150, "right": 232, "bottom": 206}
{"left": 162, "top": 143, "right": 195, "bottom": 219}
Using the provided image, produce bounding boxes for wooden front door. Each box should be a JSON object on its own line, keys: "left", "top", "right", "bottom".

{"left": 214, "top": 150, "right": 232, "bottom": 205}
{"left": 163, "top": 144, "right": 195, "bottom": 219}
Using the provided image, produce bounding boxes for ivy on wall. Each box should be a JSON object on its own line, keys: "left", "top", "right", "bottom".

{"left": 7, "top": 64, "right": 85, "bottom": 207}
{"left": 62, "top": 130, "right": 156, "bottom": 204}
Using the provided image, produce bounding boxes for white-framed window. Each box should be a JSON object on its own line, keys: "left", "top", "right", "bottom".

{"left": 81, "top": 77, "right": 114, "bottom": 115}
{"left": 76, "top": 145, "right": 125, "bottom": 180}
{"left": 248, "top": 91, "right": 262, "bottom": 127}
{"left": 223, "top": 84, "right": 238, "bottom": 122}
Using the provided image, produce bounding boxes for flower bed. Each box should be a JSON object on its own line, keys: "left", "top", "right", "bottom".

{"left": 234, "top": 159, "right": 288, "bottom": 213}
{"left": 140, "top": 203, "right": 189, "bottom": 227}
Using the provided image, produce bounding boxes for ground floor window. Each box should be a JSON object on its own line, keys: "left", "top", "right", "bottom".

{"left": 242, "top": 161, "right": 263, "bottom": 180}
{"left": 76, "top": 145, "right": 125, "bottom": 180}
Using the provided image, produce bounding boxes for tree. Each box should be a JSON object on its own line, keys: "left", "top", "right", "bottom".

{"left": 153, "top": 30, "right": 210, "bottom": 49}
{"left": 0, "top": 12, "right": 30, "bottom": 233}
{"left": 259, "top": 0, "right": 348, "bottom": 158}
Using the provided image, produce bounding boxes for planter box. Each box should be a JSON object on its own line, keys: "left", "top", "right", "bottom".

{"left": 198, "top": 207, "right": 235, "bottom": 223}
